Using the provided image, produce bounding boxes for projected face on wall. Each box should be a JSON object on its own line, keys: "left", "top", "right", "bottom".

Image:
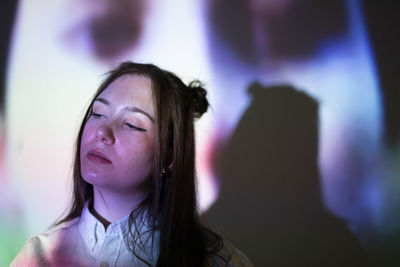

{"left": 5, "top": 0, "right": 384, "bottom": 244}
{"left": 208, "top": 0, "right": 350, "bottom": 63}
{"left": 62, "top": 0, "right": 149, "bottom": 63}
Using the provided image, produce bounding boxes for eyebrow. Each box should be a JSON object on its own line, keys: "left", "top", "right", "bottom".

{"left": 94, "top": 97, "right": 155, "bottom": 122}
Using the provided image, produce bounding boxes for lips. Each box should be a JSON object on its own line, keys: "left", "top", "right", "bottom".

{"left": 87, "top": 149, "right": 112, "bottom": 164}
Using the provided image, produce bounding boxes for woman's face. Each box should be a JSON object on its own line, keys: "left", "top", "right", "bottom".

{"left": 80, "top": 74, "right": 156, "bottom": 194}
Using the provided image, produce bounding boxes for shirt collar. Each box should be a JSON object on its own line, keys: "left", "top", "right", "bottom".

{"left": 78, "top": 202, "right": 130, "bottom": 249}
{"left": 77, "top": 201, "right": 156, "bottom": 252}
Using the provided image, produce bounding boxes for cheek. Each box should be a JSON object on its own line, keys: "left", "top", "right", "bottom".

{"left": 119, "top": 135, "right": 155, "bottom": 169}
{"left": 81, "top": 122, "right": 95, "bottom": 146}
{"left": 123, "top": 138, "right": 154, "bottom": 161}
{"left": 80, "top": 123, "right": 97, "bottom": 169}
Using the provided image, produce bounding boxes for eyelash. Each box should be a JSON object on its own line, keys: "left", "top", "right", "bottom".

{"left": 90, "top": 112, "right": 146, "bottom": 132}
{"left": 125, "top": 123, "right": 146, "bottom": 132}
{"left": 90, "top": 112, "right": 103, "bottom": 118}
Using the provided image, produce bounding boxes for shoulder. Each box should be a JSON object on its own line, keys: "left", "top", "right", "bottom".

{"left": 222, "top": 239, "right": 253, "bottom": 267}
{"left": 209, "top": 239, "right": 253, "bottom": 267}
{"left": 11, "top": 218, "right": 80, "bottom": 267}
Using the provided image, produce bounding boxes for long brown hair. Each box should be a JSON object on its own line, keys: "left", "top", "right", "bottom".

{"left": 57, "top": 62, "right": 225, "bottom": 266}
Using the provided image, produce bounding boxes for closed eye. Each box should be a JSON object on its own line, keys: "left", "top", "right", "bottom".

{"left": 90, "top": 112, "right": 104, "bottom": 118}
{"left": 125, "top": 122, "right": 146, "bottom": 132}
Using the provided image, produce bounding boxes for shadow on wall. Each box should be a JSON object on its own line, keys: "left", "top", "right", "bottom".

{"left": 205, "top": 83, "right": 371, "bottom": 266}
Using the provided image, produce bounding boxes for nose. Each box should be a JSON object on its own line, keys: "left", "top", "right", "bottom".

{"left": 96, "top": 125, "right": 115, "bottom": 144}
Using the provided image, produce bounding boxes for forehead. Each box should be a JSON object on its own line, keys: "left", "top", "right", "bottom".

{"left": 98, "top": 74, "right": 155, "bottom": 114}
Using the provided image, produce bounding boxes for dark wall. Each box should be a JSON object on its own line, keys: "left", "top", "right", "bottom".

{"left": 0, "top": 0, "right": 18, "bottom": 115}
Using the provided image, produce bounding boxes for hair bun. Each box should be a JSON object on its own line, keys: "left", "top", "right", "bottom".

{"left": 188, "top": 80, "right": 209, "bottom": 119}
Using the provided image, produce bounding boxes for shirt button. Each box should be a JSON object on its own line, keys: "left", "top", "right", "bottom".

{"left": 100, "top": 261, "right": 109, "bottom": 267}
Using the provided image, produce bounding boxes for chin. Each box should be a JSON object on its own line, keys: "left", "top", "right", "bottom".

{"left": 81, "top": 170, "right": 109, "bottom": 185}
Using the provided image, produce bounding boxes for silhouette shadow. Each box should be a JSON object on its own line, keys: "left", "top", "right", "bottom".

{"left": 205, "top": 83, "right": 371, "bottom": 266}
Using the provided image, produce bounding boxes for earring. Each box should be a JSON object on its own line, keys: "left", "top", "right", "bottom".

{"left": 161, "top": 163, "right": 174, "bottom": 177}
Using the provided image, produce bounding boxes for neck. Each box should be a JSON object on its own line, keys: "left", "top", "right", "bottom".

{"left": 91, "top": 186, "right": 148, "bottom": 228}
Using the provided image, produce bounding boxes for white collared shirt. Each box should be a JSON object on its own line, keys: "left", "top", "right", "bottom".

{"left": 11, "top": 204, "right": 252, "bottom": 266}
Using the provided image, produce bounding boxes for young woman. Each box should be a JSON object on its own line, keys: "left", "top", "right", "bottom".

{"left": 12, "top": 62, "right": 252, "bottom": 266}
